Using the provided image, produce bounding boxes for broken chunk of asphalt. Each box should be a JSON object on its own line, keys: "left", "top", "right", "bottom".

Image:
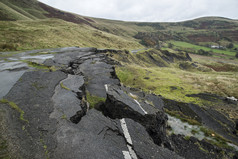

{"left": 122, "top": 118, "right": 183, "bottom": 159}
{"left": 52, "top": 74, "right": 86, "bottom": 124}
{"left": 102, "top": 85, "right": 172, "bottom": 149}
{"left": 72, "top": 57, "right": 120, "bottom": 98}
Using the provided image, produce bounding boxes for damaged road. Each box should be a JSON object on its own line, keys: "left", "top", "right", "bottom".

{"left": 0, "top": 47, "right": 237, "bottom": 159}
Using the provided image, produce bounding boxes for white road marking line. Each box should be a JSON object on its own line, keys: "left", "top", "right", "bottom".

{"left": 127, "top": 145, "right": 138, "bottom": 159}
{"left": 133, "top": 99, "right": 148, "bottom": 114}
{"left": 104, "top": 84, "right": 108, "bottom": 92}
{"left": 120, "top": 119, "right": 133, "bottom": 145}
{"left": 129, "top": 93, "right": 137, "bottom": 99}
{"left": 120, "top": 118, "right": 138, "bottom": 159}
{"left": 122, "top": 151, "right": 132, "bottom": 159}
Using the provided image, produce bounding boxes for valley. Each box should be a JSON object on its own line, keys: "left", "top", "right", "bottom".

{"left": 0, "top": 0, "right": 238, "bottom": 158}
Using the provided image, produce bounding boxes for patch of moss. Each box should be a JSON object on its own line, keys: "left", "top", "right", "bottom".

{"left": 86, "top": 92, "right": 106, "bottom": 109}
{"left": 40, "top": 139, "right": 49, "bottom": 159}
{"left": 0, "top": 99, "right": 28, "bottom": 123}
{"left": 32, "top": 82, "right": 45, "bottom": 90}
{"left": 200, "top": 127, "right": 233, "bottom": 149}
{"left": 49, "top": 66, "right": 58, "bottom": 72}
{"left": 91, "top": 60, "right": 97, "bottom": 64}
{"left": 145, "top": 100, "right": 155, "bottom": 106}
{"left": 195, "top": 142, "right": 209, "bottom": 153}
{"left": 22, "top": 60, "right": 58, "bottom": 72}
{"left": 191, "top": 129, "right": 199, "bottom": 135}
{"left": 0, "top": 136, "right": 10, "bottom": 159}
{"left": 60, "top": 82, "right": 70, "bottom": 91}
{"left": 22, "top": 60, "right": 49, "bottom": 70}
{"left": 184, "top": 136, "right": 191, "bottom": 140}
{"left": 61, "top": 114, "right": 67, "bottom": 120}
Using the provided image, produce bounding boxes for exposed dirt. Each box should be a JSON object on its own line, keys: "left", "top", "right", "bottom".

{"left": 203, "top": 63, "right": 238, "bottom": 72}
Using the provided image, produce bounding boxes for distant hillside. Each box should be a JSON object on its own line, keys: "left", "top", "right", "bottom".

{"left": 0, "top": 0, "right": 96, "bottom": 25}
{"left": 0, "top": 0, "right": 47, "bottom": 20}
{"left": 0, "top": 0, "right": 238, "bottom": 52}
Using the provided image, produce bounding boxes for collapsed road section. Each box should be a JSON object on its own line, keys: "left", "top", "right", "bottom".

{"left": 0, "top": 47, "right": 237, "bottom": 159}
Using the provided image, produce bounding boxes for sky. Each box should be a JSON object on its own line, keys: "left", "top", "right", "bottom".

{"left": 38, "top": 0, "right": 238, "bottom": 22}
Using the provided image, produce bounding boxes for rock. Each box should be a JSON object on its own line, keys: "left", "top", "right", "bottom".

{"left": 103, "top": 85, "right": 172, "bottom": 148}
{"left": 51, "top": 75, "right": 85, "bottom": 122}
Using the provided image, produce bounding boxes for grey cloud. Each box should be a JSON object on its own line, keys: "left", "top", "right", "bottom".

{"left": 38, "top": 0, "right": 238, "bottom": 22}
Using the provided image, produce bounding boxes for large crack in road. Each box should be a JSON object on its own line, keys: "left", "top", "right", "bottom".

{"left": 0, "top": 47, "right": 237, "bottom": 159}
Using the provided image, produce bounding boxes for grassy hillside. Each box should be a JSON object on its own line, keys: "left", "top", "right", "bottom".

{"left": 0, "top": 0, "right": 238, "bottom": 52}
{"left": 0, "top": 19, "right": 142, "bottom": 51}
{"left": 0, "top": 0, "right": 47, "bottom": 20}
{"left": 112, "top": 49, "right": 238, "bottom": 119}
{"left": 0, "top": 0, "right": 147, "bottom": 51}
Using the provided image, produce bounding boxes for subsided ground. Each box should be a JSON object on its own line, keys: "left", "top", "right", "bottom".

{"left": 114, "top": 49, "right": 238, "bottom": 119}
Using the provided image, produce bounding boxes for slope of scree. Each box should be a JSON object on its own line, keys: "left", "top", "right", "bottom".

{"left": 0, "top": 47, "right": 237, "bottom": 159}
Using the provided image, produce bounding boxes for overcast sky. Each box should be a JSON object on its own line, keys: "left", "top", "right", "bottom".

{"left": 38, "top": 0, "right": 238, "bottom": 22}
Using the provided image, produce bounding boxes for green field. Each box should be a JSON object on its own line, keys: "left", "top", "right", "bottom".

{"left": 169, "top": 41, "right": 236, "bottom": 56}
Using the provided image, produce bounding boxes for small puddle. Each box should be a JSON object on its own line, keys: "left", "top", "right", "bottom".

{"left": 20, "top": 54, "right": 54, "bottom": 63}
{"left": 167, "top": 114, "right": 238, "bottom": 151}
{"left": 20, "top": 54, "right": 54, "bottom": 60}
{"left": 0, "top": 70, "right": 26, "bottom": 99}
{"left": 228, "top": 143, "right": 238, "bottom": 151}
{"left": 0, "top": 62, "right": 28, "bottom": 72}
{"left": 167, "top": 115, "right": 205, "bottom": 140}
{"left": 7, "top": 57, "right": 19, "bottom": 61}
{"left": 0, "top": 52, "right": 55, "bottom": 99}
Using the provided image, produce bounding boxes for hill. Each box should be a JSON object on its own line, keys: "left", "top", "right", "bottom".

{"left": 1, "top": 1, "right": 238, "bottom": 158}
{"left": 0, "top": 47, "right": 238, "bottom": 159}
{"left": 0, "top": 0, "right": 238, "bottom": 53}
